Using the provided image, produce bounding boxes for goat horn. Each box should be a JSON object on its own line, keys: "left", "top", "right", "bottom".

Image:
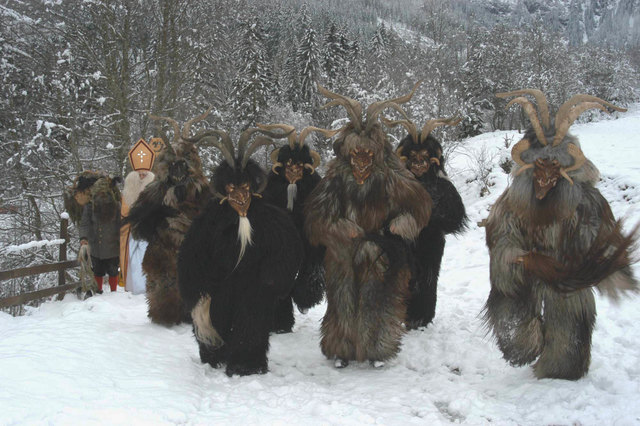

{"left": 381, "top": 117, "right": 418, "bottom": 144}
{"left": 365, "top": 82, "right": 420, "bottom": 131}
{"left": 497, "top": 89, "right": 550, "bottom": 129}
{"left": 186, "top": 130, "right": 235, "bottom": 167}
{"left": 420, "top": 116, "right": 461, "bottom": 144}
{"left": 182, "top": 108, "right": 212, "bottom": 140}
{"left": 242, "top": 135, "right": 277, "bottom": 169}
{"left": 309, "top": 150, "right": 322, "bottom": 172}
{"left": 559, "top": 143, "right": 587, "bottom": 185}
{"left": 299, "top": 126, "right": 340, "bottom": 147}
{"left": 395, "top": 146, "right": 408, "bottom": 162}
{"left": 318, "top": 84, "right": 363, "bottom": 132}
{"left": 511, "top": 138, "right": 534, "bottom": 176}
{"left": 258, "top": 123, "right": 297, "bottom": 148}
{"left": 503, "top": 97, "right": 549, "bottom": 146}
{"left": 149, "top": 114, "right": 182, "bottom": 145}
{"left": 553, "top": 97, "right": 626, "bottom": 146}
{"left": 270, "top": 148, "right": 282, "bottom": 175}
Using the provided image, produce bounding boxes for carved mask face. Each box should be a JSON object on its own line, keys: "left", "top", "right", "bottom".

{"left": 533, "top": 158, "right": 561, "bottom": 200}
{"left": 285, "top": 159, "right": 304, "bottom": 184}
{"left": 226, "top": 182, "right": 252, "bottom": 217}
{"left": 408, "top": 149, "right": 431, "bottom": 177}
{"left": 350, "top": 148, "right": 374, "bottom": 185}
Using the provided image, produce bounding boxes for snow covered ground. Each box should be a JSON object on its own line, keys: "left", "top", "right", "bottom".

{"left": 1, "top": 106, "right": 640, "bottom": 425}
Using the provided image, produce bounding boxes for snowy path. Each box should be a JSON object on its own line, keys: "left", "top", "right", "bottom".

{"left": 1, "top": 106, "right": 639, "bottom": 425}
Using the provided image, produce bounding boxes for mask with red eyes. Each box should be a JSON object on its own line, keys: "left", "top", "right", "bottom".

{"left": 350, "top": 148, "right": 374, "bottom": 184}
{"left": 225, "top": 182, "right": 252, "bottom": 216}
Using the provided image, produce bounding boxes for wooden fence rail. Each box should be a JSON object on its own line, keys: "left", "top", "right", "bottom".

{"left": 0, "top": 218, "right": 80, "bottom": 310}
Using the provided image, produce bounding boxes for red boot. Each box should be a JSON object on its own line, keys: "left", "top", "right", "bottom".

{"left": 94, "top": 276, "right": 103, "bottom": 294}
{"left": 108, "top": 276, "right": 118, "bottom": 292}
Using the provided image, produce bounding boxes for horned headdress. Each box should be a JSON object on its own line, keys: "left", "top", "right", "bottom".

{"left": 497, "top": 89, "right": 627, "bottom": 195}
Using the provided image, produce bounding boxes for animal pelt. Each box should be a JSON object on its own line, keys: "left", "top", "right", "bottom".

{"left": 263, "top": 148, "right": 325, "bottom": 333}
{"left": 64, "top": 170, "right": 114, "bottom": 224}
{"left": 178, "top": 194, "right": 303, "bottom": 377}
{"left": 127, "top": 139, "right": 212, "bottom": 326}
{"left": 484, "top": 90, "right": 638, "bottom": 380}
{"left": 396, "top": 133, "right": 468, "bottom": 329}
{"left": 305, "top": 113, "right": 432, "bottom": 365}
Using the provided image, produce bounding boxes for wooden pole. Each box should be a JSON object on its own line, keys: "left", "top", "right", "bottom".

{"left": 58, "top": 217, "right": 68, "bottom": 287}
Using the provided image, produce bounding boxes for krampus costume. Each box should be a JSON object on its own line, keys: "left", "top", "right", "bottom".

{"left": 304, "top": 84, "right": 432, "bottom": 367}
{"left": 64, "top": 170, "right": 121, "bottom": 296}
{"left": 127, "top": 111, "right": 212, "bottom": 325}
{"left": 484, "top": 89, "right": 638, "bottom": 380}
{"left": 178, "top": 127, "right": 303, "bottom": 376}
{"left": 384, "top": 116, "right": 468, "bottom": 328}
{"left": 77, "top": 174, "right": 122, "bottom": 294}
{"left": 260, "top": 124, "right": 338, "bottom": 333}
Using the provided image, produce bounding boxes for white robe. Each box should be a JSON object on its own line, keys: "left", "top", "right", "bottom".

{"left": 125, "top": 236, "right": 148, "bottom": 295}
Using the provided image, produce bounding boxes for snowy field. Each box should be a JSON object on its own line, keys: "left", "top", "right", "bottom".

{"left": 1, "top": 106, "right": 640, "bottom": 425}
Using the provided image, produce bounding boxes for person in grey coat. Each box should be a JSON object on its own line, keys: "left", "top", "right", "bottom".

{"left": 78, "top": 175, "right": 122, "bottom": 294}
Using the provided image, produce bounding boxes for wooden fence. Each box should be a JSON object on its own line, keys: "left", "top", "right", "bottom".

{"left": 0, "top": 218, "right": 79, "bottom": 309}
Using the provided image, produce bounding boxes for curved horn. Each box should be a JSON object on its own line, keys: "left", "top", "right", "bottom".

{"left": 395, "top": 145, "right": 408, "bottom": 162}
{"left": 298, "top": 126, "right": 341, "bottom": 146}
{"left": 553, "top": 97, "right": 625, "bottom": 146}
{"left": 420, "top": 116, "right": 462, "bottom": 143}
{"left": 381, "top": 117, "right": 418, "bottom": 144}
{"left": 242, "top": 135, "right": 277, "bottom": 169}
{"left": 257, "top": 123, "right": 297, "bottom": 148}
{"left": 496, "top": 89, "right": 550, "bottom": 129}
{"left": 307, "top": 150, "right": 322, "bottom": 174}
{"left": 149, "top": 114, "right": 181, "bottom": 145}
{"left": 187, "top": 130, "right": 235, "bottom": 167}
{"left": 365, "top": 82, "right": 420, "bottom": 131}
{"left": 559, "top": 143, "right": 587, "bottom": 185}
{"left": 270, "top": 148, "right": 283, "bottom": 174}
{"left": 511, "top": 138, "right": 534, "bottom": 176}
{"left": 182, "top": 108, "right": 212, "bottom": 140}
{"left": 503, "top": 97, "right": 549, "bottom": 146}
{"left": 318, "top": 84, "right": 364, "bottom": 132}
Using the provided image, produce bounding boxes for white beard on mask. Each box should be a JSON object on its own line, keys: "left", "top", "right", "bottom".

{"left": 287, "top": 183, "right": 297, "bottom": 211}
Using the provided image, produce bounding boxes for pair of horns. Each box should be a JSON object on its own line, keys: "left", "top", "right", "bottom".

{"left": 149, "top": 108, "right": 212, "bottom": 153}
{"left": 187, "top": 127, "right": 289, "bottom": 170}
{"left": 383, "top": 116, "right": 461, "bottom": 145}
{"left": 497, "top": 89, "right": 627, "bottom": 146}
{"left": 511, "top": 138, "right": 586, "bottom": 185}
{"left": 317, "top": 82, "right": 421, "bottom": 133}
{"left": 261, "top": 124, "right": 339, "bottom": 174}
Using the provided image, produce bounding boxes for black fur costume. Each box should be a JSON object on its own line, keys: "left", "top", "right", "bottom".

{"left": 261, "top": 124, "right": 337, "bottom": 333}
{"left": 390, "top": 117, "right": 468, "bottom": 328}
{"left": 178, "top": 128, "right": 302, "bottom": 376}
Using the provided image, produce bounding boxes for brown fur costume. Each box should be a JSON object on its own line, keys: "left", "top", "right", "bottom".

{"left": 127, "top": 110, "right": 212, "bottom": 325}
{"left": 304, "top": 84, "right": 432, "bottom": 366}
{"left": 484, "top": 89, "right": 638, "bottom": 380}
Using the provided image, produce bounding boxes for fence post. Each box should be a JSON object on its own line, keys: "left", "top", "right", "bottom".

{"left": 58, "top": 217, "right": 68, "bottom": 287}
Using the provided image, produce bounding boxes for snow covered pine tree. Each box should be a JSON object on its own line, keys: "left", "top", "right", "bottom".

{"left": 383, "top": 116, "right": 468, "bottom": 329}
{"left": 484, "top": 89, "right": 638, "bottom": 380}
{"left": 178, "top": 127, "right": 302, "bottom": 377}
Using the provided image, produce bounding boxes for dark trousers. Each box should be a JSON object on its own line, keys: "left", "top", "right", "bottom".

{"left": 91, "top": 256, "right": 119, "bottom": 277}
